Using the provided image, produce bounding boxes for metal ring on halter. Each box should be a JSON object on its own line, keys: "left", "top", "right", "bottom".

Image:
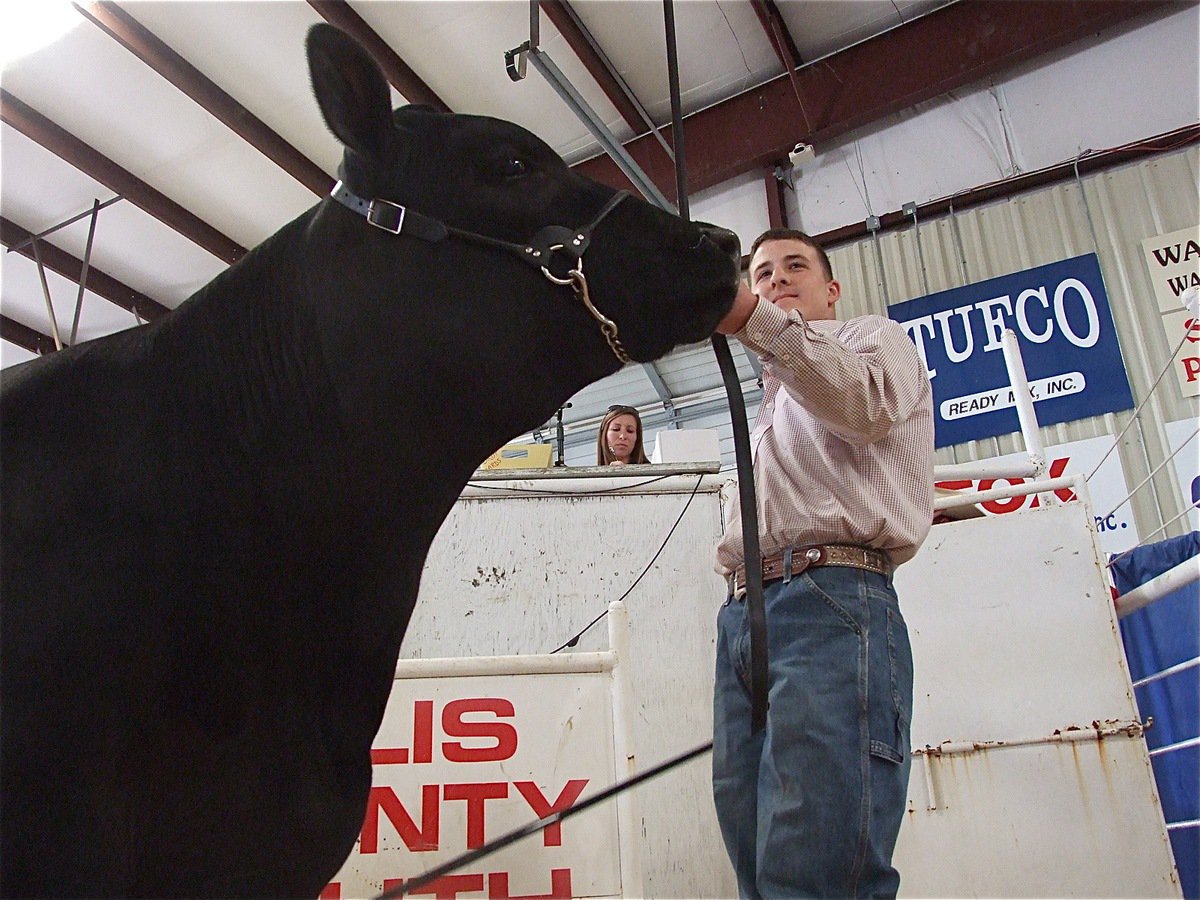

{"left": 538, "top": 244, "right": 578, "bottom": 286}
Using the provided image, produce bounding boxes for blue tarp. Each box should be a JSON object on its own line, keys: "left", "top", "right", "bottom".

{"left": 1112, "top": 532, "right": 1199, "bottom": 900}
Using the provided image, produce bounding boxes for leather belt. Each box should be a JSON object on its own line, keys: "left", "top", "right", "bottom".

{"left": 731, "top": 543, "right": 892, "bottom": 595}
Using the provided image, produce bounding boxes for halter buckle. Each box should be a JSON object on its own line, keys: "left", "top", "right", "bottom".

{"left": 366, "top": 199, "right": 407, "bottom": 234}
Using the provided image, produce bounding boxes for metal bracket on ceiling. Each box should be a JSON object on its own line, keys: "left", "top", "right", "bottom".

{"left": 506, "top": 1, "right": 675, "bottom": 213}
{"left": 20, "top": 196, "right": 116, "bottom": 351}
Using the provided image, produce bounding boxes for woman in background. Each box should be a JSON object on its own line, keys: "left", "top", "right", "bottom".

{"left": 597, "top": 405, "right": 649, "bottom": 466}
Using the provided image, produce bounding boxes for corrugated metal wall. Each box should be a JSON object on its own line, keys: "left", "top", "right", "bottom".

{"left": 829, "top": 144, "right": 1198, "bottom": 543}
{"left": 523, "top": 146, "right": 1198, "bottom": 544}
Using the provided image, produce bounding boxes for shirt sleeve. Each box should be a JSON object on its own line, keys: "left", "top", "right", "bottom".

{"left": 734, "top": 299, "right": 930, "bottom": 446}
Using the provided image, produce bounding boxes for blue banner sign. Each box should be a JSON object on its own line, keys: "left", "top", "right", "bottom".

{"left": 888, "top": 254, "right": 1134, "bottom": 448}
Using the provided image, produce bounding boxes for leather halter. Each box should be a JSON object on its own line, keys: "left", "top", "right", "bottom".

{"left": 330, "top": 181, "right": 633, "bottom": 364}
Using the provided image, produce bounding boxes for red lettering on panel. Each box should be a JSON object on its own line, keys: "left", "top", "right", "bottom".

{"left": 403, "top": 873, "right": 486, "bottom": 899}
{"left": 414, "top": 700, "right": 435, "bottom": 764}
{"left": 361, "top": 784, "right": 440, "bottom": 853}
{"left": 442, "top": 698, "right": 518, "bottom": 762}
{"left": 443, "top": 782, "right": 508, "bottom": 848}
{"left": 487, "top": 868, "right": 573, "bottom": 899}
{"left": 512, "top": 780, "right": 589, "bottom": 846}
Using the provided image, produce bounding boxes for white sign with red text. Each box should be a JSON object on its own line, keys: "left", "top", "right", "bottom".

{"left": 1141, "top": 225, "right": 1200, "bottom": 314}
{"left": 324, "top": 670, "right": 623, "bottom": 900}
{"left": 935, "top": 434, "right": 1138, "bottom": 555}
{"left": 1162, "top": 308, "right": 1200, "bottom": 398}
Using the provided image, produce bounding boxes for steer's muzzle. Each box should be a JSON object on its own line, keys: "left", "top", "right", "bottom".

{"left": 697, "top": 222, "right": 741, "bottom": 264}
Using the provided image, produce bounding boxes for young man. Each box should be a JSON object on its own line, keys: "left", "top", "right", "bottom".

{"left": 712, "top": 229, "right": 934, "bottom": 898}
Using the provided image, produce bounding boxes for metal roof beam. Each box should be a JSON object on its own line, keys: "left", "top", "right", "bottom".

{"left": 1, "top": 315, "right": 57, "bottom": 357}
{"left": 573, "top": 0, "right": 1177, "bottom": 199}
{"left": 307, "top": 1, "right": 450, "bottom": 112}
{"left": 1, "top": 216, "right": 170, "bottom": 323}
{"left": 0, "top": 90, "right": 246, "bottom": 265}
{"left": 77, "top": 1, "right": 332, "bottom": 196}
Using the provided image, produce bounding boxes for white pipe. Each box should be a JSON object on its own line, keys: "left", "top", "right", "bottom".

{"left": 608, "top": 600, "right": 645, "bottom": 899}
{"left": 1131, "top": 656, "right": 1200, "bottom": 689}
{"left": 913, "top": 719, "right": 1145, "bottom": 757}
{"left": 1114, "top": 554, "right": 1200, "bottom": 618}
{"left": 461, "top": 471, "right": 724, "bottom": 499}
{"left": 1001, "top": 329, "right": 1048, "bottom": 487}
{"left": 1149, "top": 735, "right": 1200, "bottom": 757}
{"left": 934, "top": 458, "right": 1042, "bottom": 481}
{"left": 934, "top": 475, "right": 1078, "bottom": 511}
{"left": 393, "top": 650, "right": 615, "bottom": 679}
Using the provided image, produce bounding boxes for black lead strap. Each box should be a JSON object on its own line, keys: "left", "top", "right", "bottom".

{"left": 712, "top": 336, "right": 769, "bottom": 731}
{"left": 662, "top": 0, "right": 768, "bottom": 733}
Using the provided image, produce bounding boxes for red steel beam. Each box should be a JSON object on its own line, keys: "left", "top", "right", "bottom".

{"left": 1, "top": 217, "right": 171, "bottom": 323}
{"left": 307, "top": 0, "right": 450, "bottom": 112}
{"left": 1, "top": 90, "right": 246, "bottom": 266}
{"left": 1, "top": 315, "right": 57, "bottom": 357}
{"left": 78, "top": 1, "right": 332, "bottom": 196}
{"left": 574, "top": 0, "right": 1179, "bottom": 201}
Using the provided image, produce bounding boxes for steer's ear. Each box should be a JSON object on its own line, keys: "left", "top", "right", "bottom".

{"left": 307, "top": 23, "right": 394, "bottom": 163}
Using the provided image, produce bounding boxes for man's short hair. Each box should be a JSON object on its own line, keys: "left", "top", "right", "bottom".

{"left": 748, "top": 228, "right": 834, "bottom": 282}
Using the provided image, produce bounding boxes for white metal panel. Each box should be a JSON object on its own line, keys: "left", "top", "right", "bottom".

{"left": 894, "top": 497, "right": 1178, "bottom": 897}
{"left": 1, "top": 15, "right": 319, "bottom": 248}
{"left": 567, "top": 0, "right": 778, "bottom": 126}
{"left": 785, "top": 6, "right": 1200, "bottom": 238}
{"left": 115, "top": 1, "right": 346, "bottom": 177}
{"left": 776, "top": 0, "right": 950, "bottom": 63}
{"left": 1001, "top": 4, "right": 1200, "bottom": 164}
{"left": 407, "top": 476, "right": 736, "bottom": 899}
{"left": 355, "top": 1, "right": 628, "bottom": 164}
{"left": 0, "top": 341, "right": 37, "bottom": 369}
{"left": 690, "top": 170, "right": 771, "bottom": 257}
{"left": 403, "top": 475, "right": 1178, "bottom": 896}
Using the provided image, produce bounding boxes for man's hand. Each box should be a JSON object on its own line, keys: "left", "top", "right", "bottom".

{"left": 717, "top": 282, "right": 758, "bottom": 335}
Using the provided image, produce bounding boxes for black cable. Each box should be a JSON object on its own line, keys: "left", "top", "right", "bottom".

{"left": 550, "top": 473, "right": 705, "bottom": 653}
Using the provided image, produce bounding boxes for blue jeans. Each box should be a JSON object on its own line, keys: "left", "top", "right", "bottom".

{"left": 712, "top": 566, "right": 913, "bottom": 898}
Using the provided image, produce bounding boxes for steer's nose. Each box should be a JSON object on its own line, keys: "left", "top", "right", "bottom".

{"left": 697, "top": 222, "right": 741, "bottom": 262}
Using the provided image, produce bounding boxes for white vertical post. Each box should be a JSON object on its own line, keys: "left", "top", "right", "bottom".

{"left": 608, "top": 600, "right": 644, "bottom": 898}
{"left": 1001, "top": 329, "right": 1053, "bottom": 501}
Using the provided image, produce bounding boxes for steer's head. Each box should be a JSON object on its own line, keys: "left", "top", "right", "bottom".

{"left": 305, "top": 23, "right": 740, "bottom": 400}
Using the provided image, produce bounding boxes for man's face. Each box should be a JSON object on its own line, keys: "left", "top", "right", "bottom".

{"left": 749, "top": 238, "right": 840, "bottom": 321}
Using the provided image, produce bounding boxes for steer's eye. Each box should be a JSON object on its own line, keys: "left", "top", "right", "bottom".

{"left": 501, "top": 157, "right": 528, "bottom": 178}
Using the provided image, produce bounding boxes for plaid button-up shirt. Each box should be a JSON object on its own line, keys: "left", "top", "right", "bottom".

{"left": 716, "top": 301, "right": 935, "bottom": 575}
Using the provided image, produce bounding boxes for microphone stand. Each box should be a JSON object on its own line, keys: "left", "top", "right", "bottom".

{"left": 553, "top": 402, "right": 572, "bottom": 466}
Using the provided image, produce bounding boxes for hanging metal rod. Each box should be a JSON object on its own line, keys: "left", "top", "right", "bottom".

{"left": 5, "top": 195, "right": 124, "bottom": 255}
{"left": 507, "top": 2, "right": 675, "bottom": 212}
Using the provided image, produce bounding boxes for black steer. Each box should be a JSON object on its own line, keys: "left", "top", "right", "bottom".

{"left": 0, "top": 23, "right": 739, "bottom": 900}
